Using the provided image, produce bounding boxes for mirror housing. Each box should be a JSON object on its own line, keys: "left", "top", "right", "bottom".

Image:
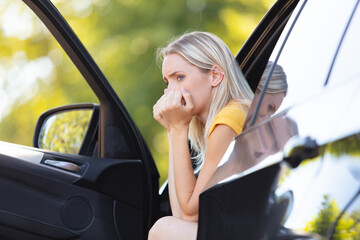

{"left": 33, "top": 103, "right": 99, "bottom": 156}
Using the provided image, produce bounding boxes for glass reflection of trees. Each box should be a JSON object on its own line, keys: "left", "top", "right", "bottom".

{"left": 278, "top": 133, "right": 360, "bottom": 239}
{"left": 39, "top": 110, "right": 92, "bottom": 154}
{"left": 305, "top": 195, "right": 360, "bottom": 240}
{"left": 326, "top": 134, "right": 360, "bottom": 157}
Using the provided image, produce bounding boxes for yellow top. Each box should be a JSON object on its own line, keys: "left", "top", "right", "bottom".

{"left": 208, "top": 101, "right": 247, "bottom": 138}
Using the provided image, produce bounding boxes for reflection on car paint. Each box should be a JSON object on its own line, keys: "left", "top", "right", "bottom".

{"left": 207, "top": 112, "right": 297, "bottom": 189}
{"left": 278, "top": 133, "right": 360, "bottom": 238}
{"left": 205, "top": 60, "right": 360, "bottom": 238}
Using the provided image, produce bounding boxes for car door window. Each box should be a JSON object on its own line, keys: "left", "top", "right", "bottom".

{"left": 262, "top": 0, "right": 359, "bottom": 115}
{"left": 0, "top": 1, "right": 98, "bottom": 149}
{"left": 326, "top": 1, "right": 360, "bottom": 87}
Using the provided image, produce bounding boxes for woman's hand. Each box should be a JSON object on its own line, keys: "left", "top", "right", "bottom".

{"left": 153, "top": 88, "right": 194, "bottom": 132}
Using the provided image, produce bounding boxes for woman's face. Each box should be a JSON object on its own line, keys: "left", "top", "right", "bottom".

{"left": 244, "top": 90, "right": 286, "bottom": 129}
{"left": 162, "top": 53, "right": 213, "bottom": 121}
{"left": 256, "top": 91, "right": 285, "bottom": 120}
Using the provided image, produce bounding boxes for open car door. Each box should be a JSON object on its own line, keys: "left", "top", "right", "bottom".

{"left": 0, "top": 0, "right": 159, "bottom": 239}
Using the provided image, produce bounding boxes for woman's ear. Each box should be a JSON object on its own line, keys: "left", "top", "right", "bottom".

{"left": 211, "top": 65, "right": 224, "bottom": 87}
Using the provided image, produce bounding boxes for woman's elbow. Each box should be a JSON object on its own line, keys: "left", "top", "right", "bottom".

{"left": 182, "top": 212, "right": 198, "bottom": 222}
{"left": 180, "top": 203, "right": 198, "bottom": 221}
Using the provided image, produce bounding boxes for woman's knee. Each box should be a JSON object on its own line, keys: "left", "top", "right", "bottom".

{"left": 148, "top": 216, "right": 173, "bottom": 240}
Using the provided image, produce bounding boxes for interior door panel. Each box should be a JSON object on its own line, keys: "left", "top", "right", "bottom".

{"left": 0, "top": 141, "right": 146, "bottom": 239}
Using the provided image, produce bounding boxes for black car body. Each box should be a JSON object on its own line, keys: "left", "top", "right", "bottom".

{"left": 197, "top": 0, "right": 360, "bottom": 239}
{"left": 0, "top": 0, "right": 359, "bottom": 239}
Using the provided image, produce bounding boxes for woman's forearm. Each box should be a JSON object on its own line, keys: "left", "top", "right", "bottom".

{"left": 167, "top": 135, "right": 183, "bottom": 218}
{"left": 168, "top": 128, "right": 198, "bottom": 219}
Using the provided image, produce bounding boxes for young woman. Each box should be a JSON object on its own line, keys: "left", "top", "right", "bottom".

{"left": 149, "top": 31, "right": 254, "bottom": 240}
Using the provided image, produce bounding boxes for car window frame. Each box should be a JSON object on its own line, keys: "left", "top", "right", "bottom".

{"left": 324, "top": 0, "right": 360, "bottom": 86}
{"left": 236, "top": 0, "right": 300, "bottom": 93}
{"left": 238, "top": 0, "right": 307, "bottom": 128}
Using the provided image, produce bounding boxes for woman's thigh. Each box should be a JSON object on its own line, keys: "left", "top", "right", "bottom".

{"left": 148, "top": 216, "right": 198, "bottom": 240}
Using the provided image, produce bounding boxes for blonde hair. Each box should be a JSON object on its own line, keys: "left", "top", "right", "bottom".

{"left": 157, "top": 31, "right": 254, "bottom": 169}
{"left": 258, "top": 61, "right": 287, "bottom": 94}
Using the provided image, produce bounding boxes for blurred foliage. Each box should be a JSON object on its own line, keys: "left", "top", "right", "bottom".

{"left": 38, "top": 109, "right": 92, "bottom": 154}
{"left": 326, "top": 134, "right": 360, "bottom": 157}
{"left": 305, "top": 195, "right": 360, "bottom": 239}
{"left": 0, "top": 0, "right": 275, "bottom": 184}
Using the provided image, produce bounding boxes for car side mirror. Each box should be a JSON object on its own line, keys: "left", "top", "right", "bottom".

{"left": 33, "top": 103, "right": 99, "bottom": 156}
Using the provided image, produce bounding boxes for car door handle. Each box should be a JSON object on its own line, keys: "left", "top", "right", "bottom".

{"left": 283, "top": 136, "right": 319, "bottom": 168}
{"left": 44, "top": 159, "right": 81, "bottom": 172}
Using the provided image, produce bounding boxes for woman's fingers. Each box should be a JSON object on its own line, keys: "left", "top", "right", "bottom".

{"left": 153, "top": 89, "right": 193, "bottom": 127}
{"left": 173, "top": 90, "right": 183, "bottom": 107}
{"left": 161, "top": 90, "right": 180, "bottom": 110}
{"left": 153, "top": 94, "right": 170, "bottom": 129}
{"left": 153, "top": 94, "right": 167, "bottom": 118}
{"left": 181, "top": 88, "right": 193, "bottom": 111}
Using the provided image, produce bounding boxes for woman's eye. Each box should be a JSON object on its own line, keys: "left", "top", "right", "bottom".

{"left": 267, "top": 104, "right": 276, "bottom": 113}
{"left": 176, "top": 75, "right": 184, "bottom": 81}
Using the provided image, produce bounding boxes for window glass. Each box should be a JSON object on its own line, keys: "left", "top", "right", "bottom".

{"left": 327, "top": 2, "right": 360, "bottom": 87}
{"left": 245, "top": 0, "right": 357, "bottom": 129}
{"left": 0, "top": 1, "right": 97, "bottom": 148}
{"left": 262, "top": 0, "right": 358, "bottom": 115}
{"left": 332, "top": 193, "right": 360, "bottom": 239}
